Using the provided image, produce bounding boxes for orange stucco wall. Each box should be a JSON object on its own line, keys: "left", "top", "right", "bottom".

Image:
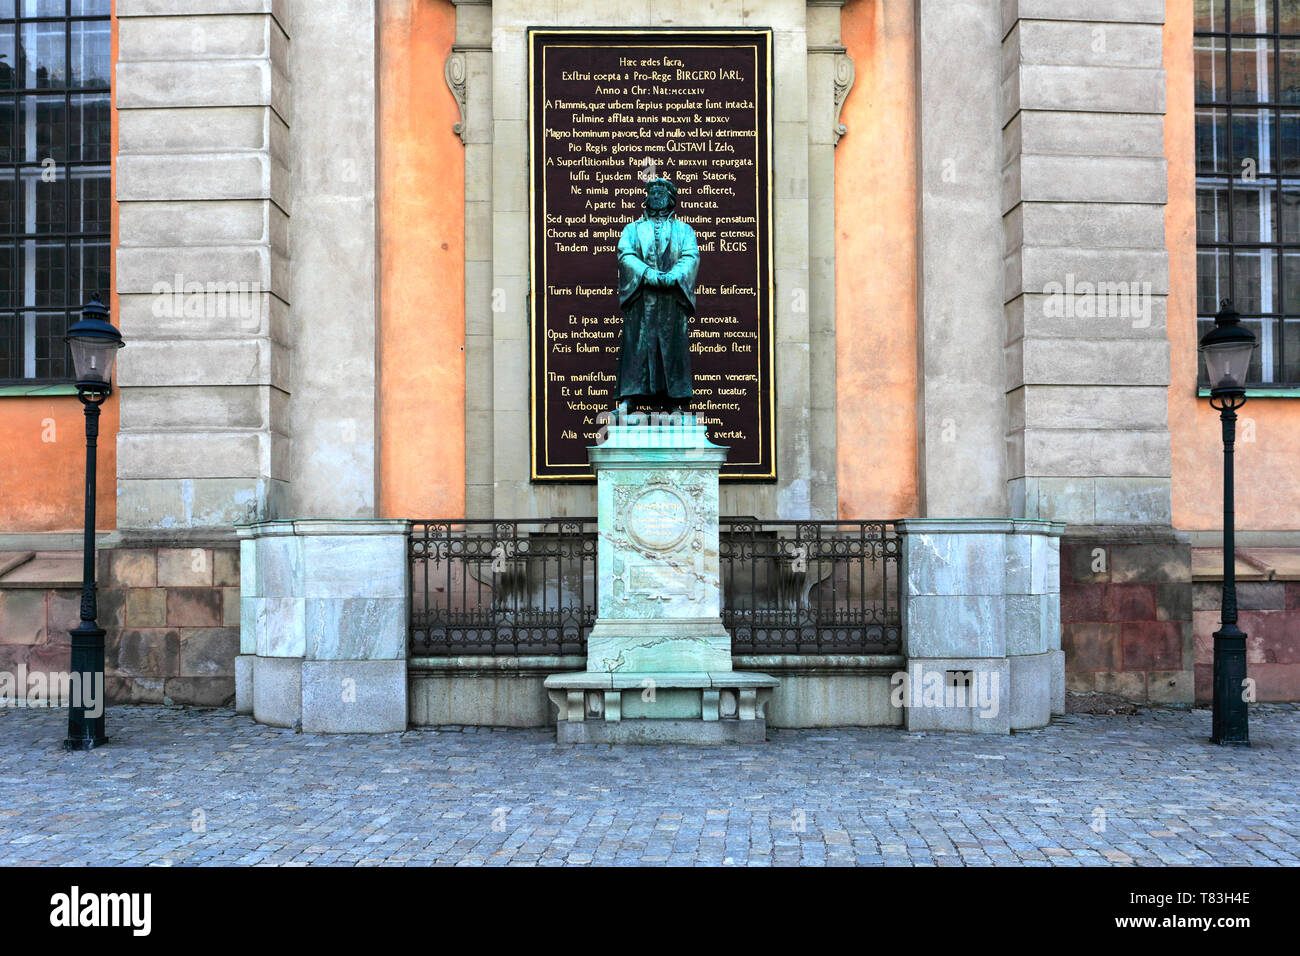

{"left": 376, "top": 0, "right": 465, "bottom": 519}
{"left": 0, "top": 4, "right": 119, "bottom": 534}
{"left": 1167, "top": 4, "right": 1300, "bottom": 532}
{"left": 0, "top": 396, "right": 118, "bottom": 532}
{"left": 836, "top": 0, "right": 919, "bottom": 519}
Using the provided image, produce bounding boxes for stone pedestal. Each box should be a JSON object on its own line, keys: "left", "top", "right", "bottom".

{"left": 236, "top": 519, "right": 409, "bottom": 733}
{"left": 898, "top": 519, "right": 1065, "bottom": 733}
{"left": 545, "top": 416, "right": 776, "bottom": 743}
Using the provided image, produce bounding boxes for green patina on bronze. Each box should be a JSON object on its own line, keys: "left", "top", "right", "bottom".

{"left": 615, "top": 178, "right": 700, "bottom": 410}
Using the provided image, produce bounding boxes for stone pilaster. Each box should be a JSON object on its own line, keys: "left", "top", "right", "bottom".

{"left": 452, "top": 0, "right": 494, "bottom": 518}
{"left": 285, "top": 0, "right": 379, "bottom": 518}
{"left": 806, "top": 0, "right": 852, "bottom": 518}
{"left": 914, "top": 0, "right": 1009, "bottom": 518}
{"left": 115, "top": 0, "right": 292, "bottom": 529}
{"left": 1001, "top": 0, "right": 1171, "bottom": 525}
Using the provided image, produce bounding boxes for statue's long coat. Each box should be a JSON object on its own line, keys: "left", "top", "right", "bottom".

{"left": 615, "top": 214, "right": 700, "bottom": 403}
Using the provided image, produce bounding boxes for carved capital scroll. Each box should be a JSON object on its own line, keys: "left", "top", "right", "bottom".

{"left": 445, "top": 50, "right": 468, "bottom": 144}
{"left": 833, "top": 51, "right": 855, "bottom": 146}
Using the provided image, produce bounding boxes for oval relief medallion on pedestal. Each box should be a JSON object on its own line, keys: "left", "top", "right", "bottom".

{"left": 626, "top": 486, "right": 693, "bottom": 553}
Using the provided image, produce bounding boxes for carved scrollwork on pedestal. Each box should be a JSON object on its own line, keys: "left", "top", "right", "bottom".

{"left": 833, "top": 51, "right": 856, "bottom": 146}
{"left": 610, "top": 473, "right": 709, "bottom": 606}
{"left": 445, "top": 51, "right": 468, "bottom": 144}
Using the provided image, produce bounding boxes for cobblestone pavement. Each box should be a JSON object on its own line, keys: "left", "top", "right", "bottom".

{"left": 1, "top": 704, "right": 1297, "bottom": 866}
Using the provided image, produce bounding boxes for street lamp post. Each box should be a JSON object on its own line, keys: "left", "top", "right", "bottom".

{"left": 63, "top": 295, "right": 124, "bottom": 751}
{"left": 1198, "top": 300, "right": 1256, "bottom": 747}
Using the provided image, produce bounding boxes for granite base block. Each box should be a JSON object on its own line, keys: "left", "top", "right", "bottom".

{"left": 408, "top": 670, "right": 559, "bottom": 728}
{"left": 1009, "top": 651, "right": 1053, "bottom": 731}
{"left": 556, "top": 717, "right": 767, "bottom": 744}
{"left": 251, "top": 655, "right": 301, "bottom": 729}
{"left": 234, "top": 654, "right": 253, "bottom": 715}
{"left": 901, "top": 657, "right": 1012, "bottom": 734}
{"left": 761, "top": 671, "right": 903, "bottom": 728}
{"left": 301, "top": 659, "right": 406, "bottom": 734}
{"left": 1050, "top": 648, "right": 1065, "bottom": 716}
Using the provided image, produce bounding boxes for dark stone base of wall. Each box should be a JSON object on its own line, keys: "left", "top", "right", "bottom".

{"left": 1060, "top": 525, "right": 1194, "bottom": 705}
{"left": 0, "top": 540, "right": 239, "bottom": 708}
{"left": 1194, "top": 579, "right": 1300, "bottom": 704}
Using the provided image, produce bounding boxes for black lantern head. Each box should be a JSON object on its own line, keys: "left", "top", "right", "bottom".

{"left": 1199, "top": 300, "right": 1257, "bottom": 395}
{"left": 64, "top": 295, "right": 124, "bottom": 395}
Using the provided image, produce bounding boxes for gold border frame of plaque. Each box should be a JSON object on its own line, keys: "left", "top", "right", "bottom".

{"left": 527, "top": 27, "right": 777, "bottom": 483}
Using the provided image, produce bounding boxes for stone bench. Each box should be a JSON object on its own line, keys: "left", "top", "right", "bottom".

{"left": 545, "top": 671, "right": 778, "bottom": 744}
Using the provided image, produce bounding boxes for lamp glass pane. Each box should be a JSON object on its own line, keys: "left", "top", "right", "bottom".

{"left": 1202, "top": 340, "right": 1257, "bottom": 388}
{"left": 68, "top": 334, "right": 116, "bottom": 384}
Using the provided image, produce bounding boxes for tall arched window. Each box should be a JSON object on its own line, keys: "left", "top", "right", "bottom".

{"left": 0, "top": 0, "right": 110, "bottom": 383}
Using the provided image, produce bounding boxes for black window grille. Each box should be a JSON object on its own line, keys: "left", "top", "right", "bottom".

{"left": 1195, "top": 1, "right": 1300, "bottom": 386}
{"left": 0, "top": 0, "right": 110, "bottom": 384}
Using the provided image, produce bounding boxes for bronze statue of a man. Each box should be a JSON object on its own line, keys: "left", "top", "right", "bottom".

{"left": 615, "top": 177, "right": 699, "bottom": 411}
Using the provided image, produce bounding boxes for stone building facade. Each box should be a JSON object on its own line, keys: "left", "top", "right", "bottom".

{"left": 1, "top": 1, "right": 1298, "bottom": 730}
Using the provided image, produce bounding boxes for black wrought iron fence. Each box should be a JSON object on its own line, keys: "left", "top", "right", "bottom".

{"left": 409, "top": 518, "right": 901, "bottom": 656}
{"left": 720, "top": 519, "right": 901, "bottom": 655}
{"left": 409, "top": 520, "right": 597, "bottom": 657}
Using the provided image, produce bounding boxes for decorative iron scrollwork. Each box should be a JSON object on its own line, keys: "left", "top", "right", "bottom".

{"left": 408, "top": 518, "right": 902, "bottom": 657}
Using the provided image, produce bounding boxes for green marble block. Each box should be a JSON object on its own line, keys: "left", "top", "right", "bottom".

{"left": 622, "top": 688, "right": 703, "bottom": 720}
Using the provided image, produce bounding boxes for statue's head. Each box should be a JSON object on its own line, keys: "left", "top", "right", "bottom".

{"left": 644, "top": 178, "right": 676, "bottom": 215}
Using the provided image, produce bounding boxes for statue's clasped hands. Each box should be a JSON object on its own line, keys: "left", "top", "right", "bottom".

{"left": 646, "top": 269, "right": 674, "bottom": 288}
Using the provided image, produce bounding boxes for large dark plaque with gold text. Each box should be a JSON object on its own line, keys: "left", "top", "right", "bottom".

{"left": 529, "top": 28, "right": 774, "bottom": 481}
